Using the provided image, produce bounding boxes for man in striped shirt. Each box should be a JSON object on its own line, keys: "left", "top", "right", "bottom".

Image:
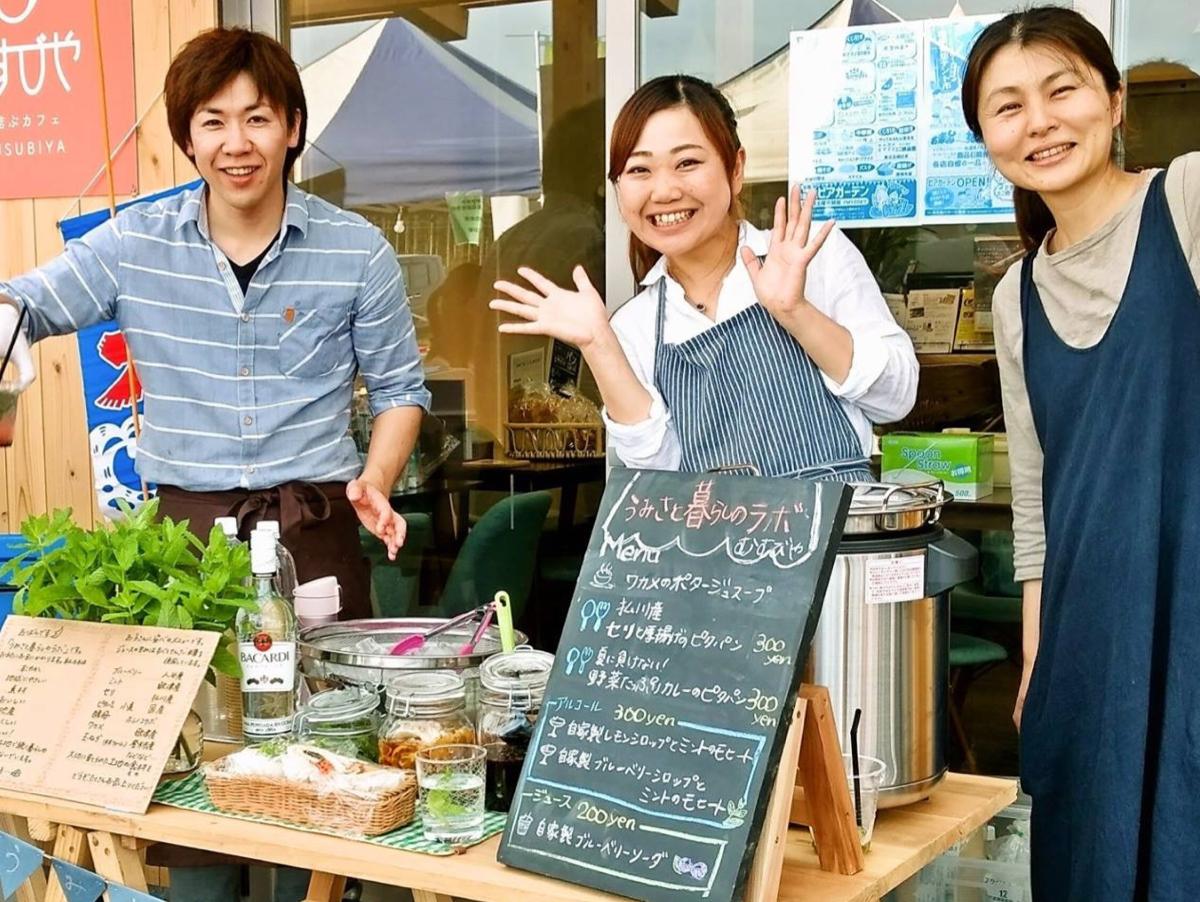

{"left": 0, "top": 28, "right": 429, "bottom": 624}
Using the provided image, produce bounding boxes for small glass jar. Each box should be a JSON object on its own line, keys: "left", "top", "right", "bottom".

{"left": 477, "top": 649, "right": 554, "bottom": 811}
{"left": 378, "top": 671, "right": 475, "bottom": 770}
{"left": 293, "top": 685, "right": 381, "bottom": 762}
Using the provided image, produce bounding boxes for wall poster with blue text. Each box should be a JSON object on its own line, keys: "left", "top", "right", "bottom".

{"left": 789, "top": 15, "right": 1014, "bottom": 227}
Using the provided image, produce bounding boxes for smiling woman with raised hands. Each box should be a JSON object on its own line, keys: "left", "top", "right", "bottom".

{"left": 491, "top": 75, "right": 917, "bottom": 483}
{"left": 962, "top": 8, "right": 1200, "bottom": 900}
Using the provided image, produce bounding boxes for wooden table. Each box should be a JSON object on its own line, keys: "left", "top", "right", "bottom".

{"left": 0, "top": 772, "right": 1014, "bottom": 902}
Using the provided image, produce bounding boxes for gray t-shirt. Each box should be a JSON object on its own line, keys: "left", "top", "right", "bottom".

{"left": 993, "top": 152, "right": 1200, "bottom": 581}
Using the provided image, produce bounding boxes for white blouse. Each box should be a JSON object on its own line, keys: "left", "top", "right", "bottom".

{"left": 603, "top": 221, "right": 918, "bottom": 471}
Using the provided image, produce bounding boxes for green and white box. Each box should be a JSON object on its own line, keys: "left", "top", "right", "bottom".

{"left": 881, "top": 432, "right": 994, "bottom": 500}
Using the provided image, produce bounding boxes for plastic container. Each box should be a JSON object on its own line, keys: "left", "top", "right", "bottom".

{"left": 378, "top": 671, "right": 475, "bottom": 770}
{"left": 477, "top": 649, "right": 553, "bottom": 811}
{"left": 294, "top": 685, "right": 381, "bottom": 762}
{"left": 884, "top": 791, "right": 1032, "bottom": 902}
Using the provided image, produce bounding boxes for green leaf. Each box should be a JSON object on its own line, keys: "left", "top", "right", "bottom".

{"left": 208, "top": 640, "right": 242, "bottom": 679}
{"left": 126, "top": 580, "right": 170, "bottom": 602}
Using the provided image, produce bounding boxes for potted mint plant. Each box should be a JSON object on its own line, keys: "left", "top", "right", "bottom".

{"left": 1, "top": 499, "right": 257, "bottom": 771}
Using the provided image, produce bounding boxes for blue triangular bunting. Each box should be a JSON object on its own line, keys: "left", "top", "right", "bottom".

{"left": 0, "top": 832, "right": 45, "bottom": 896}
{"left": 49, "top": 859, "right": 106, "bottom": 902}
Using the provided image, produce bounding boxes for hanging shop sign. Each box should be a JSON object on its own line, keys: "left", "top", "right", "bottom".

{"left": 0, "top": 0, "right": 137, "bottom": 199}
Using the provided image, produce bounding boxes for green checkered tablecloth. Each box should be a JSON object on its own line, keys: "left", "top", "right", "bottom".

{"left": 153, "top": 772, "right": 507, "bottom": 856}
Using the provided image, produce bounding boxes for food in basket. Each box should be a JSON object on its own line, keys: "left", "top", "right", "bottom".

{"left": 205, "top": 742, "right": 416, "bottom": 836}
{"left": 378, "top": 724, "right": 476, "bottom": 770}
{"left": 506, "top": 380, "right": 604, "bottom": 458}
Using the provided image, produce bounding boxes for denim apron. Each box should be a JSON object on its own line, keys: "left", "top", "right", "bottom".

{"left": 651, "top": 276, "right": 872, "bottom": 482}
{"left": 1018, "top": 170, "right": 1200, "bottom": 900}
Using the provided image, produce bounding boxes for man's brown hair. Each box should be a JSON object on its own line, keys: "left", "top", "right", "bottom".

{"left": 164, "top": 27, "right": 307, "bottom": 179}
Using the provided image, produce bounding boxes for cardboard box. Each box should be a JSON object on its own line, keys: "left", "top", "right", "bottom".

{"left": 943, "top": 428, "right": 1008, "bottom": 487}
{"left": 881, "top": 431, "right": 994, "bottom": 500}
{"left": 905, "top": 288, "right": 961, "bottom": 354}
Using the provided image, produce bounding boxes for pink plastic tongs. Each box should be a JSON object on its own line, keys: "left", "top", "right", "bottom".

{"left": 388, "top": 604, "right": 489, "bottom": 656}
{"left": 458, "top": 601, "right": 498, "bottom": 656}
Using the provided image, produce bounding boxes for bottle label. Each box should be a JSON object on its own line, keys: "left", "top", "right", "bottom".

{"left": 243, "top": 715, "right": 294, "bottom": 738}
{"left": 239, "top": 638, "right": 296, "bottom": 694}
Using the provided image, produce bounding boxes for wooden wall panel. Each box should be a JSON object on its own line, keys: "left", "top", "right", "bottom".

{"left": 133, "top": 0, "right": 176, "bottom": 194}
{"left": 169, "top": 0, "right": 213, "bottom": 184}
{"left": 0, "top": 0, "right": 217, "bottom": 533}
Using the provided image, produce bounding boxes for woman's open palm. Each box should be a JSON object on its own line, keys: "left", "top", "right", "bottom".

{"left": 490, "top": 265, "right": 608, "bottom": 350}
{"left": 742, "top": 185, "right": 834, "bottom": 320}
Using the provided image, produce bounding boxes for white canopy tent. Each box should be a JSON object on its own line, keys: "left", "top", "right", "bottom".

{"left": 720, "top": 0, "right": 903, "bottom": 184}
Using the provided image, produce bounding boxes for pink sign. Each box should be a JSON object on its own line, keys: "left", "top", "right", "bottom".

{"left": 0, "top": 0, "right": 137, "bottom": 199}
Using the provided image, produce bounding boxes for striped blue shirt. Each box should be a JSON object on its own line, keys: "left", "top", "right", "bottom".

{"left": 0, "top": 182, "right": 430, "bottom": 491}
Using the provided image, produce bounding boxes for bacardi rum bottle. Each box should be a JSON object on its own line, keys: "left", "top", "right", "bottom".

{"left": 237, "top": 529, "right": 298, "bottom": 743}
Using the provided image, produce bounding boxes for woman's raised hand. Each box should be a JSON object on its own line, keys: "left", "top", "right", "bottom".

{"left": 490, "top": 265, "right": 609, "bottom": 350}
{"left": 742, "top": 185, "right": 835, "bottom": 321}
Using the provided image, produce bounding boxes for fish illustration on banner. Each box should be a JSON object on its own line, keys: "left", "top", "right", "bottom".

{"left": 57, "top": 181, "right": 202, "bottom": 518}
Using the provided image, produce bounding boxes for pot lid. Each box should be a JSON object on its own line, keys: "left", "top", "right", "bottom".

{"left": 847, "top": 480, "right": 949, "bottom": 516}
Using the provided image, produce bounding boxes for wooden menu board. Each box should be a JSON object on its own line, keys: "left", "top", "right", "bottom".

{"left": 0, "top": 616, "right": 219, "bottom": 813}
{"left": 498, "top": 469, "right": 851, "bottom": 902}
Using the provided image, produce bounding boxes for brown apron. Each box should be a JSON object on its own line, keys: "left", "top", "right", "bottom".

{"left": 156, "top": 481, "right": 372, "bottom": 620}
{"left": 147, "top": 483, "right": 371, "bottom": 871}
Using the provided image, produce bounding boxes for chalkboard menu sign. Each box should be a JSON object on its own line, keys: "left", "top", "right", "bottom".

{"left": 498, "top": 469, "right": 851, "bottom": 901}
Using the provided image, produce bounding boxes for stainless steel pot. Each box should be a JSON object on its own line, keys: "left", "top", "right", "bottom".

{"left": 810, "top": 481, "right": 976, "bottom": 807}
{"left": 299, "top": 618, "right": 530, "bottom": 716}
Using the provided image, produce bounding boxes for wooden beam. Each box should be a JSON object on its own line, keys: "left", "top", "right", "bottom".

{"left": 643, "top": 0, "right": 680, "bottom": 16}
{"left": 404, "top": 5, "right": 468, "bottom": 40}
{"left": 551, "top": 0, "right": 602, "bottom": 123}
{"left": 289, "top": 0, "right": 613, "bottom": 29}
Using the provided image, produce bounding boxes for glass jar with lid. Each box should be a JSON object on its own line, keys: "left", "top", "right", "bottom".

{"left": 293, "top": 685, "right": 381, "bottom": 762}
{"left": 378, "top": 670, "right": 475, "bottom": 770}
{"left": 477, "top": 649, "right": 554, "bottom": 811}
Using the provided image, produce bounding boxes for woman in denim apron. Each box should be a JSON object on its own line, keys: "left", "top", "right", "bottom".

{"left": 490, "top": 76, "right": 916, "bottom": 483}
{"left": 963, "top": 8, "right": 1200, "bottom": 898}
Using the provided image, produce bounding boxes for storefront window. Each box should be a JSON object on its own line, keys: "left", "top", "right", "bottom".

{"left": 1117, "top": 0, "right": 1200, "bottom": 170}
{"left": 636, "top": 0, "right": 1045, "bottom": 432}
{"left": 282, "top": 1, "right": 608, "bottom": 640}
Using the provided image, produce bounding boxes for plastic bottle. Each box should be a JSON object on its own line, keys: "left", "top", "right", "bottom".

{"left": 256, "top": 519, "right": 298, "bottom": 601}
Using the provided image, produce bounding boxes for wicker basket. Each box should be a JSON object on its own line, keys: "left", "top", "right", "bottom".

{"left": 506, "top": 422, "right": 605, "bottom": 460}
{"left": 205, "top": 758, "right": 416, "bottom": 836}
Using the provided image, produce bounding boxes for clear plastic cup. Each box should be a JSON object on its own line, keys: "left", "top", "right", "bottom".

{"left": 297, "top": 612, "right": 340, "bottom": 631}
{"left": 293, "top": 577, "right": 341, "bottom": 621}
{"left": 844, "top": 753, "right": 887, "bottom": 850}
{"left": 416, "top": 744, "right": 486, "bottom": 843}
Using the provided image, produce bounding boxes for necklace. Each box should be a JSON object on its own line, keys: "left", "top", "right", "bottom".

{"left": 668, "top": 225, "right": 739, "bottom": 316}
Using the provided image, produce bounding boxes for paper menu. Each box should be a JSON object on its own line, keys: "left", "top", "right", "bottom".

{"left": 0, "top": 616, "right": 219, "bottom": 813}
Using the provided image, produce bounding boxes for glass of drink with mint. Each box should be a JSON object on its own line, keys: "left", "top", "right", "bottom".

{"left": 416, "top": 744, "right": 486, "bottom": 843}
